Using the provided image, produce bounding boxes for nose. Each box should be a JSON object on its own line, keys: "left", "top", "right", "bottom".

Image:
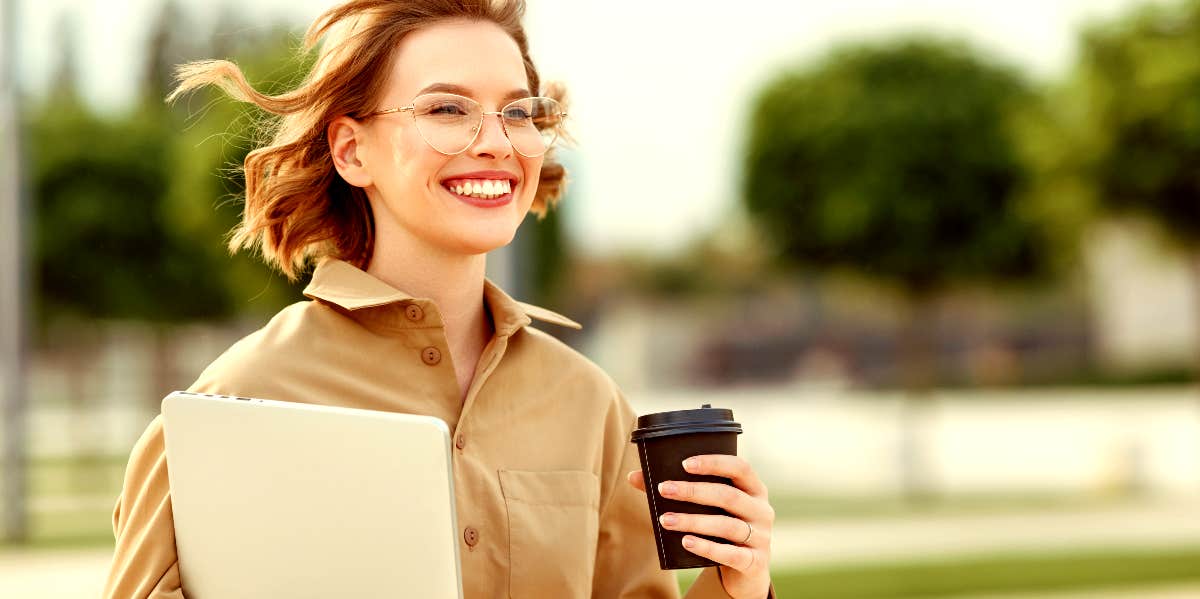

{"left": 469, "top": 112, "right": 514, "bottom": 160}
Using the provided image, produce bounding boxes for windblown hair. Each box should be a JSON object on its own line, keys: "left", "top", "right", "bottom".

{"left": 168, "top": 0, "right": 568, "bottom": 280}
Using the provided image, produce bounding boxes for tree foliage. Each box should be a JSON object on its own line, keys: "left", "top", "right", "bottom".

{"left": 28, "top": 7, "right": 308, "bottom": 327}
{"left": 1075, "top": 0, "right": 1200, "bottom": 247}
{"left": 743, "top": 39, "right": 1054, "bottom": 295}
{"left": 30, "top": 101, "right": 230, "bottom": 321}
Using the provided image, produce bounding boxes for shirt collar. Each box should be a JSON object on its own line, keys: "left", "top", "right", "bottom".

{"left": 302, "top": 258, "right": 582, "bottom": 335}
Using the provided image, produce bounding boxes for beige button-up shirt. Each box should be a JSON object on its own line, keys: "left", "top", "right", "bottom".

{"left": 103, "top": 258, "right": 747, "bottom": 598}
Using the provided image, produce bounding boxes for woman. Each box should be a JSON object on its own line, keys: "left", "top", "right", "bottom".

{"left": 104, "top": 1, "right": 776, "bottom": 597}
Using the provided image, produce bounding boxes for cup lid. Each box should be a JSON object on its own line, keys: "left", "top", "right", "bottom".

{"left": 631, "top": 404, "right": 742, "bottom": 442}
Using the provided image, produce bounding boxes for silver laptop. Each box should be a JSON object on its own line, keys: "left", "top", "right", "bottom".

{"left": 161, "top": 391, "right": 463, "bottom": 599}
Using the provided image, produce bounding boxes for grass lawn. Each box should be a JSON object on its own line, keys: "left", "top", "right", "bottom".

{"left": 25, "top": 454, "right": 127, "bottom": 497}
{"left": 678, "top": 546, "right": 1200, "bottom": 598}
{"left": 1, "top": 454, "right": 125, "bottom": 549}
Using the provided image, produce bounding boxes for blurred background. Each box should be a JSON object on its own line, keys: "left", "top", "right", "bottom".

{"left": 2, "top": 0, "right": 1200, "bottom": 597}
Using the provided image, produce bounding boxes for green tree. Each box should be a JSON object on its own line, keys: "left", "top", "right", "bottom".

{"left": 29, "top": 8, "right": 308, "bottom": 408}
{"left": 1074, "top": 0, "right": 1200, "bottom": 380}
{"left": 742, "top": 39, "right": 1054, "bottom": 499}
{"left": 160, "top": 13, "right": 311, "bottom": 318}
{"left": 30, "top": 11, "right": 230, "bottom": 325}
{"left": 29, "top": 15, "right": 229, "bottom": 416}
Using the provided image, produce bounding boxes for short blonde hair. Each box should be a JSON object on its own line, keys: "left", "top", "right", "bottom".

{"left": 168, "top": 0, "right": 568, "bottom": 280}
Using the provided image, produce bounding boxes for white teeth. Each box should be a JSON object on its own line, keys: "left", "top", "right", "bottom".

{"left": 446, "top": 179, "right": 513, "bottom": 199}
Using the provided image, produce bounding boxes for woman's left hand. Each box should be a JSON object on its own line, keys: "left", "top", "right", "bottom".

{"left": 627, "top": 454, "right": 774, "bottom": 599}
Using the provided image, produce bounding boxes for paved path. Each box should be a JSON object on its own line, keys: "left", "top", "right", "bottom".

{"left": 3, "top": 500, "right": 1199, "bottom": 598}
{"left": 0, "top": 547, "right": 111, "bottom": 599}
{"left": 768, "top": 498, "right": 1200, "bottom": 567}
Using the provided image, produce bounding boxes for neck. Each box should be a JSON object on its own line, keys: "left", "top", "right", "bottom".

{"left": 365, "top": 225, "right": 494, "bottom": 351}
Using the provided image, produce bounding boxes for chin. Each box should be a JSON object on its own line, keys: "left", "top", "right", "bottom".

{"left": 447, "top": 227, "right": 519, "bottom": 256}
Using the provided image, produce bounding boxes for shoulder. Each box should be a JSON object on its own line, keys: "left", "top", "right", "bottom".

{"left": 514, "top": 324, "right": 616, "bottom": 389}
{"left": 510, "top": 324, "right": 636, "bottom": 421}
{"left": 187, "top": 300, "right": 337, "bottom": 396}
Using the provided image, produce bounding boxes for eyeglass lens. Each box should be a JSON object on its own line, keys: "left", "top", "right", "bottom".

{"left": 411, "top": 93, "right": 562, "bottom": 157}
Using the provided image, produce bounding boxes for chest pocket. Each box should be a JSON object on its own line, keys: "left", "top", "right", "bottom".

{"left": 499, "top": 469, "right": 600, "bottom": 599}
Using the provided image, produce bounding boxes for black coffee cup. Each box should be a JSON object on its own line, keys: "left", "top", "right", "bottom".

{"left": 630, "top": 404, "right": 743, "bottom": 570}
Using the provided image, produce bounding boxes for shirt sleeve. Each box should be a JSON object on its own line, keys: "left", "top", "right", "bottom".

{"left": 103, "top": 414, "right": 188, "bottom": 599}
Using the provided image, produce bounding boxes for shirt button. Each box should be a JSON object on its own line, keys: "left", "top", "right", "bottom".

{"left": 421, "top": 347, "right": 441, "bottom": 365}
{"left": 455, "top": 433, "right": 465, "bottom": 450}
{"left": 464, "top": 526, "right": 479, "bottom": 547}
{"left": 404, "top": 304, "right": 424, "bottom": 322}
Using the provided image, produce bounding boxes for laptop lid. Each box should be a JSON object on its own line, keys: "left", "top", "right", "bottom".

{"left": 161, "top": 391, "right": 463, "bottom": 599}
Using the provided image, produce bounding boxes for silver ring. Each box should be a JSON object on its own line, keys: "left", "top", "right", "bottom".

{"left": 740, "top": 521, "right": 753, "bottom": 545}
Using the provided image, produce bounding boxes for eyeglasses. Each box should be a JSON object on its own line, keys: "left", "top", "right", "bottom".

{"left": 370, "top": 93, "right": 565, "bottom": 158}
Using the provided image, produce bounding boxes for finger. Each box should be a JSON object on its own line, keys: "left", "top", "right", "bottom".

{"left": 626, "top": 469, "right": 645, "bottom": 492}
{"left": 658, "top": 512, "right": 766, "bottom": 547}
{"left": 682, "top": 454, "right": 767, "bottom": 498}
{"left": 680, "top": 534, "right": 757, "bottom": 572}
{"left": 657, "top": 480, "right": 761, "bottom": 520}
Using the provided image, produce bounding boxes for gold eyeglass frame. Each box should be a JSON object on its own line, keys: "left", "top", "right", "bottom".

{"left": 370, "top": 93, "right": 566, "bottom": 158}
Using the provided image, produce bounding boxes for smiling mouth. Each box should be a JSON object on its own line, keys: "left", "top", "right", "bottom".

{"left": 441, "top": 178, "right": 514, "bottom": 200}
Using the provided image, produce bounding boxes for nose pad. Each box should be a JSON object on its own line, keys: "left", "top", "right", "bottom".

{"left": 470, "top": 114, "right": 512, "bottom": 157}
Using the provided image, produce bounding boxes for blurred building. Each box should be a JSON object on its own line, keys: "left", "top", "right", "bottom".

{"left": 1086, "top": 220, "right": 1199, "bottom": 373}
{"left": 577, "top": 216, "right": 1197, "bottom": 392}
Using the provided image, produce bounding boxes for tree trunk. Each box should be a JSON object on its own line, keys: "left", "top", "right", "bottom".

{"left": 897, "top": 290, "right": 939, "bottom": 504}
{"left": 1191, "top": 248, "right": 1200, "bottom": 497}
{"left": 1193, "top": 249, "right": 1200, "bottom": 389}
{"left": 150, "top": 324, "right": 175, "bottom": 415}
{"left": 63, "top": 320, "right": 99, "bottom": 496}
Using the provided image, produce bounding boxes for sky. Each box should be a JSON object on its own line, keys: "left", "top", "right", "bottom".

{"left": 15, "top": 0, "right": 1153, "bottom": 257}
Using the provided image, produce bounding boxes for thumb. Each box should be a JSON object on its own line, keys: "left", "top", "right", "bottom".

{"left": 626, "top": 469, "right": 646, "bottom": 492}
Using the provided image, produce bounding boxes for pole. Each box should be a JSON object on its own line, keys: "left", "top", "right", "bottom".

{"left": 0, "top": 0, "right": 29, "bottom": 543}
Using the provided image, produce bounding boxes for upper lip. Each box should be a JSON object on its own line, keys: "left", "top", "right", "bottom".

{"left": 440, "top": 170, "right": 520, "bottom": 186}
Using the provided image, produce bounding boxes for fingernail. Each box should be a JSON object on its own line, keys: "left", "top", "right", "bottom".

{"left": 683, "top": 458, "right": 699, "bottom": 472}
{"left": 659, "top": 482, "right": 677, "bottom": 496}
{"left": 682, "top": 536, "right": 696, "bottom": 548}
{"left": 660, "top": 514, "right": 677, "bottom": 527}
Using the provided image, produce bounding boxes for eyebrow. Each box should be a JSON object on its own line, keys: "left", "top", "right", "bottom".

{"left": 416, "top": 82, "right": 532, "bottom": 102}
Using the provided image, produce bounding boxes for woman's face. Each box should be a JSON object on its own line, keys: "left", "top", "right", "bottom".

{"left": 356, "top": 19, "right": 543, "bottom": 257}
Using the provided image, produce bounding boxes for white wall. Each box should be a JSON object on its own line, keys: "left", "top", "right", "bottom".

{"left": 628, "top": 385, "right": 1200, "bottom": 498}
{"left": 1086, "top": 221, "right": 1199, "bottom": 371}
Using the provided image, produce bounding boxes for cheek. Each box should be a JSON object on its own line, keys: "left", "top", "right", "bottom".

{"left": 384, "top": 127, "right": 447, "bottom": 190}
{"left": 521, "top": 156, "right": 545, "bottom": 205}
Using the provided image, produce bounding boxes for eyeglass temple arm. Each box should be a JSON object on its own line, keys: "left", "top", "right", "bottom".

{"left": 370, "top": 106, "right": 414, "bottom": 116}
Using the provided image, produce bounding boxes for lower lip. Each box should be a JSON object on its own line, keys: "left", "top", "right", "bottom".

{"left": 443, "top": 185, "right": 514, "bottom": 208}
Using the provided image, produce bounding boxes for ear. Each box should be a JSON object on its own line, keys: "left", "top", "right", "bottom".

{"left": 328, "top": 116, "right": 373, "bottom": 188}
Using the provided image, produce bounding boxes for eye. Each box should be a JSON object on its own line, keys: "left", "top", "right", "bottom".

{"left": 426, "top": 102, "right": 470, "bottom": 116}
{"left": 503, "top": 106, "right": 533, "bottom": 120}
